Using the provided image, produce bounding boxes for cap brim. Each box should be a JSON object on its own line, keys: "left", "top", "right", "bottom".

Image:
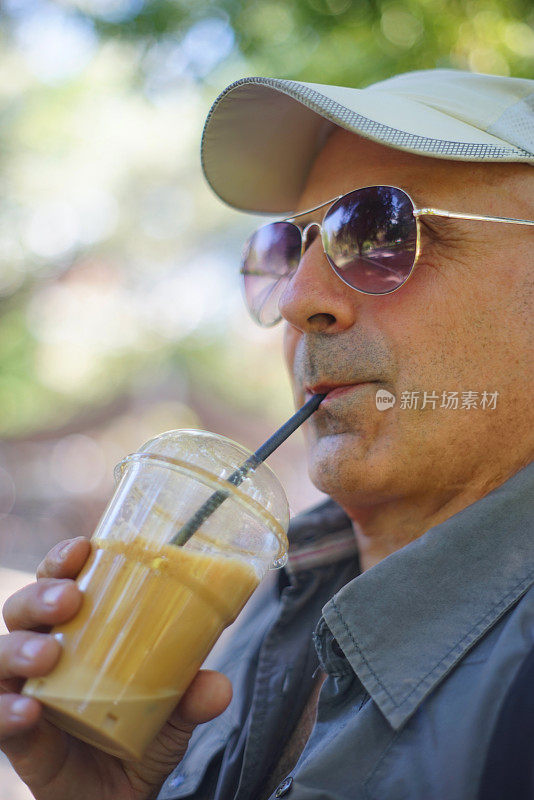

{"left": 201, "top": 77, "right": 531, "bottom": 215}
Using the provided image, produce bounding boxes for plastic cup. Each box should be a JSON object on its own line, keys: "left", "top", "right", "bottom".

{"left": 23, "top": 430, "right": 289, "bottom": 760}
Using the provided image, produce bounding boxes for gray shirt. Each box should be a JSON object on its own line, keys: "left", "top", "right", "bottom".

{"left": 158, "top": 461, "right": 534, "bottom": 800}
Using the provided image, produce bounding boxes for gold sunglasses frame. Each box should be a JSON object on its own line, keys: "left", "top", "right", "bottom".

{"left": 241, "top": 184, "right": 534, "bottom": 327}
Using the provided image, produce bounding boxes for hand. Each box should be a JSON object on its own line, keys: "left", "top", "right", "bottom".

{"left": 0, "top": 537, "right": 232, "bottom": 800}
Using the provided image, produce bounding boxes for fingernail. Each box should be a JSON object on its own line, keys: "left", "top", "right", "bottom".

{"left": 20, "top": 638, "right": 46, "bottom": 662}
{"left": 56, "top": 539, "right": 78, "bottom": 561}
{"left": 42, "top": 584, "right": 65, "bottom": 607}
{"left": 10, "top": 697, "right": 34, "bottom": 720}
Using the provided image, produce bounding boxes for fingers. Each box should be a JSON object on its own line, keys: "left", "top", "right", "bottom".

{"left": 3, "top": 578, "right": 83, "bottom": 633}
{"left": 0, "top": 693, "right": 42, "bottom": 740}
{"left": 175, "top": 670, "right": 233, "bottom": 725}
{"left": 0, "top": 632, "right": 61, "bottom": 681}
{"left": 0, "top": 630, "right": 59, "bottom": 742}
{"left": 2, "top": 537, "right": 89, "bottom": 633}
{"left": 36, "top": 536, "right": 91, "bottom": 580}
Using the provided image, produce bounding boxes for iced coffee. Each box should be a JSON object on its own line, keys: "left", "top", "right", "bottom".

{"left": 23, "top": 430, "right": 289, "bottom": 760}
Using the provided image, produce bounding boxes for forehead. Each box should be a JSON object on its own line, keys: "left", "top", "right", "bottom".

{"left": 296, "top": 127, "right": 531, "bottom": 215}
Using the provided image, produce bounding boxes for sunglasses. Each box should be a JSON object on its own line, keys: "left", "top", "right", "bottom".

{"left": 240, "top": 184, "right": 534, "bottom": 327}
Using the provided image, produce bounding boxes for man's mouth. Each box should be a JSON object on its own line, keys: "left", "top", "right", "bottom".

{"left": 305, "top": 381, "right": 377, "bottom": 403}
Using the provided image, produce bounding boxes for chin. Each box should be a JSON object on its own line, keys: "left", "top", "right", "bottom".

{"left": 306, "top": 433, "right": 395, "bottom": 504}
{"left": 307, "top": 434, "right": 366, "bottom": 495}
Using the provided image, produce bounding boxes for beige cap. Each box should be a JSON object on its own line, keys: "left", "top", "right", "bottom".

{"left": 201, "top": 69, "right": 534, "bottom": 215}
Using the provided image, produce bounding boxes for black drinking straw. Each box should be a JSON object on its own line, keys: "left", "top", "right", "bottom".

{"left": 169, "top": 393, "right": 326, "bottom": 547}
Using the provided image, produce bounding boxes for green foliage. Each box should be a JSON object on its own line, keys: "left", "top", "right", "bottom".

{"left": 77, "top": 0, "right": 534, "bottom": 81}
{"left": 0, "top": 0, "right": 532, "bottom": 438}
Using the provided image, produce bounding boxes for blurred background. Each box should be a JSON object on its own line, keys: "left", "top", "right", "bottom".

{"left": 0, "top": 0, "right": 532, "bottom": 797}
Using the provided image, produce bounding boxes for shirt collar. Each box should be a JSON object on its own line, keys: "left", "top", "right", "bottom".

{"left": 319, "top": 461, "right": 534, "bottom": 730}
{"left": 286, "top": 498, "right": 358, "bottom": 575}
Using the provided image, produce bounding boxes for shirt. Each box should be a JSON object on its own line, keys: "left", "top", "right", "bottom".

{"left": 477, "top": 642, "right": 534, "bottom": 799}
{"left": 157, "top": 461, "right": 534, "bottom": 800}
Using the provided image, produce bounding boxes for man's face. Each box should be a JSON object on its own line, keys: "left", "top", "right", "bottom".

{"left": 280, "top": 129, "right": 533, "bottom": 512}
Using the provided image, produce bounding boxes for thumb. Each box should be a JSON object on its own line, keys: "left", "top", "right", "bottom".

{"left": 123, "top": 671, "right": 232, "bottom": 795}
{"left": 174, "top": 669, "right": 233, "bottom": 725}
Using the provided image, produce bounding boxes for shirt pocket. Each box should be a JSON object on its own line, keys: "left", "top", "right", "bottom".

{"left": 158, "top": 710, "right": 238, "bottom": 799}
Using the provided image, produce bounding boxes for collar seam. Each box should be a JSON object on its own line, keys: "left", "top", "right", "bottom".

{"left": 395, "top": 572, "right": 534, "bottom": 706}
{"left": 330, "top": 597, "right": 396, "bottom": 704}
{"left": 331, "top": 571, "right": 533, "bottom": 709}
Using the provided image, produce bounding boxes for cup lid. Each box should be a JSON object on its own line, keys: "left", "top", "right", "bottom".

{"left": 117, "top": 429, "right": 290, "bottom": 568}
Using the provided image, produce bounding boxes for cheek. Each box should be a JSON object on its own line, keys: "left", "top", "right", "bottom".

{"left": 382, "top": 262, "right": 514, "bottom": 396}
{"left": 375, "top": 274, "right": 472, "bottom": 389}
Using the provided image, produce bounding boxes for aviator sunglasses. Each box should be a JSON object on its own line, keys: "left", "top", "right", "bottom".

{"left": 240, "top": 185, "right": 534, "bottom": 327}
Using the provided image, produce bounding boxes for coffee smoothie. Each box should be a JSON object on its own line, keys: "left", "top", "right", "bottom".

{"left": 23, "top": 429, "right": 289, "bottom": 760}
{"left": 24, "top": 534, "right": 259, "bottom": 760}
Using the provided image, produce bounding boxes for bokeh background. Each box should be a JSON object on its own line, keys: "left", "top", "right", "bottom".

{"left": 1, "top": 1, "right": 532, "bottom": 797}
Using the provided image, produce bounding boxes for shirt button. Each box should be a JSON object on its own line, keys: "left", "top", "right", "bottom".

{"left": 275, "top": 776, "right": 293, "bottom": 797}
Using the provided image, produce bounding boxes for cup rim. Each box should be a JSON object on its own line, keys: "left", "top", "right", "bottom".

{"left": 114, "top": 451, "right": 289, "bottom": 568}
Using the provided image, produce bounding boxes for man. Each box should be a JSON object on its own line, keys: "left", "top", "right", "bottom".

{"left": 0, "top": 69, "right": 532, "bottom": 800}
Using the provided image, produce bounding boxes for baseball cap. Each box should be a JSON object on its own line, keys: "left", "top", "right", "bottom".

{"left": 200, "top": 69, "right": 534, "bottom": 215}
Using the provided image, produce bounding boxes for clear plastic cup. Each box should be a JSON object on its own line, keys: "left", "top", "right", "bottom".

{"left": 23, "top": 430, "right": 289, "bottom": 760}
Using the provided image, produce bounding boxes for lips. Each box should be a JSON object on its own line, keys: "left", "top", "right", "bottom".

{"left": 306, "top": 381, "right": 376, "bottom": 402}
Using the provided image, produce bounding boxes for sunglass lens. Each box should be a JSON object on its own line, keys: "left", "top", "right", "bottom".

{"left": 322, "top": 186, "right": 417, "bottom": 294}
{"left": 241, "top": 221, "right": 301, "bottom": 326}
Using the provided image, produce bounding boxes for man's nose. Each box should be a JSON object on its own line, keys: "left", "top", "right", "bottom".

{"left": 278, "top": 226, "right": 361, "bottom": 333}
